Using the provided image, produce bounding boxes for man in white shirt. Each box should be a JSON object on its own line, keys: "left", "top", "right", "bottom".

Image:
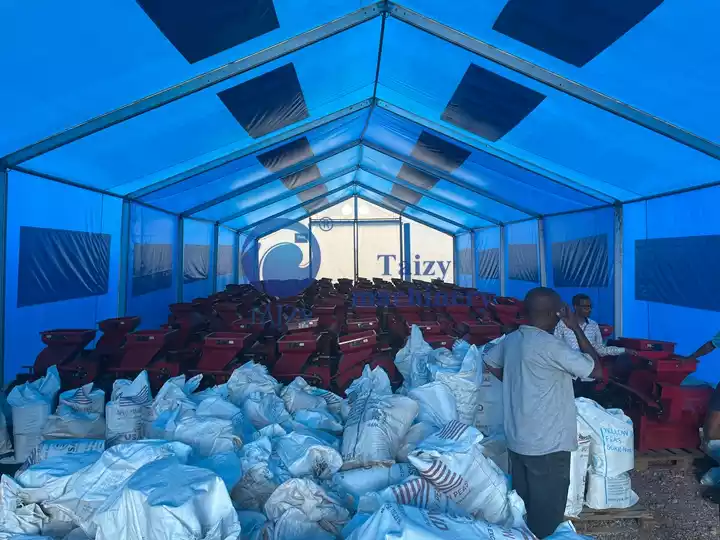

{"left": 484, "top": 287, "right": 601, "bottom": 538}
{"left": 554, "top": 293, "right": 636, "bottom": 397}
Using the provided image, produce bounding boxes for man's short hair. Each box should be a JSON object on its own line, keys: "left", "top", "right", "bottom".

{"left": 572, "top": 293, "right": 591, "bottom": 306}
{"left": 524, "top": 287, "right": 561, "bottom": 314}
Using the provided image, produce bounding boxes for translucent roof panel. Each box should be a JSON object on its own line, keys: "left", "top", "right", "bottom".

{"left": 357, "top": 198, "right": 400, "bottom": 219}
{"left": 0, "top": 0, "right": 376, "bottom": 156}
{"left": 377, "top": 18, "right": 720, "bottom": 199}
{"left": 356, "top": 169, "right": 491, "bottom": 229}
{"left": 360, "top": 145, "right": 528, "bottom": 222}
{"left": 137, "top": 108, "right": 367, "bottom": 207}
{"left": 398, "top": 1, "right": 720, "bottom": 144}
{"left": 194, "top": 146, "right": 361, "bottom": 221}
{"left": 223, "top": 172, "right": 356, "bottom": 230}
{"left": 22, "top": 20, "right": 381, "bottom": 192}
{"left": 310, "top": 200, "right": 357, "bottom": 220}
{"left": 356, "top": 189, "right": 461, "bottom": 235}
{"left": 364, "top": 107, "right": 602, "bottom": 214}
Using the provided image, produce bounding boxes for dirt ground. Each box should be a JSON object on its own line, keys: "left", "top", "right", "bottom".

{"left": 586, "top": 463, "right": 719, "bottom": 539}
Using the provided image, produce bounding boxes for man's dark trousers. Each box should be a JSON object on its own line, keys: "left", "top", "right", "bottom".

{"left": 509, "top": 450, "right": 571, "bottom": 538}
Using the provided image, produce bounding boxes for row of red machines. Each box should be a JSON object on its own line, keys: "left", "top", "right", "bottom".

{"left": 26, "top": 277, "right": 525, "bottom": 398}
{"left": 24, "top": 278, "right": 710, "bottom": 451}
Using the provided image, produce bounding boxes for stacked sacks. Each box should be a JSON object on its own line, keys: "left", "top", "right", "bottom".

{"left": 408, "top": 421, "right": 516, "bottom": 526}
{"left": 475, "top": 336, "right": 505, "bottom": 435}
{"left": 576, "top": 398, "right": 638, "bottom": 510}
{"left": 8, "top": 366, "right": 61, "bottom": 462}
{"left": 394, "top": 326, "right": 433, "bottom": 391}
{"left": 105, "top": 371, "right": 152, "bottom": 447}
{"left": 0, "top": 360, "right": 597, "bottom": 540}
{"left": 565, "top": 419, "right": 592, "bottom": 517}
{"left": 346, "top": 503, "right": 591, "bottom": 540}
{"left": 341, "top": 366, "right": 418, "bottom": 469}
{"left": 43, "top": 383, "right": 106, "bottom": 440}
{"left": 92, "top": 458, "right": 242, "bottom": 540}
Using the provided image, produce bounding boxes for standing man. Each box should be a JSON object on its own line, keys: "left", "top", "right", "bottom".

{"left": 484, "top": 287, "right": 601, "bottom": 538}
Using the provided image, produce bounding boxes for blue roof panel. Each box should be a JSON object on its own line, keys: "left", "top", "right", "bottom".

{"left": 360, "top": 146, "right": 527, "bottom": 222}
{"left": 141, "top": 110, "right": 367, "bottom": 211}
{"left": 21, "top": 20, "right": 380, "bottom": 192}
{"left": 377, "top": 18, "right": 720, "bottom": 200}
{"left": 0, "top": 0, "right": 372, "bottom": 156}
{"left": 398, "top": 0, "right": 720, "bottom": 144}
{"left": 195, "top": 147, "right": 361, "bottom": 221}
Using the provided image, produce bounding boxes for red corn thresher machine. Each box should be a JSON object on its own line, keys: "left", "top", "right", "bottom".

{"left": 606, "top": 338, "right": 712, "bottom": 451}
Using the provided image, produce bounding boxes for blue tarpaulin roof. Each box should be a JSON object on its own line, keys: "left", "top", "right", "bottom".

{"left": 6, "top": 1, "right": 720, "bottom": 387}
{"left": 2, "top": 0, "right": 719, "bottom": 230}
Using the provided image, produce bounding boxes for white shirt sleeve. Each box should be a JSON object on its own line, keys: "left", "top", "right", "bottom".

{"left": 588, "top": 320, "right": 625, "bottom": 356}
{"left": 484, "top": 338, "right": 505, "bottom": 369}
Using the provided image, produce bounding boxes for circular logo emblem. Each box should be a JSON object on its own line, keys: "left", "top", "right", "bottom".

{"left": 240, "top": 217, "right": 321, "bottom": 297}
{"left": 318, "top": 217, "right": 334, "bottom": 232}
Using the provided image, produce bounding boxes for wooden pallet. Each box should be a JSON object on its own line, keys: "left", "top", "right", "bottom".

{"left": 571, "top": 504, "right": 655, "bottom": 540}
{"left": 635, "top": 448, "right": 704, "bottom": 472}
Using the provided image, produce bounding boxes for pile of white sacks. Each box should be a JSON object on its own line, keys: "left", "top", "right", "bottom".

{"left": 566, "top": 398, "right": 638, "bottom": 516}
{"left": 0, "top": 326, "right": 628, "bottom": 539}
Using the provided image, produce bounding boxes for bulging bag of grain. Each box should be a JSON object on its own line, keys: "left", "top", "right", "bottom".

{"left": 575, "top": 398, "right": 634, "bottom": 477}
{"left": 394, "top": 325, "right": 432, "bottom": 390}
{"left": 91, "top": 458, "right": 242, "bottom": 540}
{"left": 8, "top": 366, "right": 61, "bottom": 462}
{"left": 105, "top": 371, "right": 151, "bottom": 447}
{"left": 565, "top": 427, "right": 592, "bottom": 518}
{"left": 585, "top": 472, "right": 638, "bottom": 510}
{"left": 346, "top": 502, "right": 533, "bottom": 540}
{"left": 57, "top": 383, "right": 105, "bottom": 416}
{"left": 357, "top": 476, "right": 467, "bottom": 515}
{"left": 408, "top": 420, "right": 513, "bottom": 526}
{"left": 341, "top": 366, "right": 418, "bottom": 469}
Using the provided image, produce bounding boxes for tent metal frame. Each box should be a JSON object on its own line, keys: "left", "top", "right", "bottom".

{"left": 14, "top": 0, "right": 720, "bottom": 379}
{"left": 0, "top": 168, "right": 7, "bottom": 380}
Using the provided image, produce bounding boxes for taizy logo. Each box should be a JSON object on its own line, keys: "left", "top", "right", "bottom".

{"left": 240, "top": 217, "right": 323, "bottom": 299}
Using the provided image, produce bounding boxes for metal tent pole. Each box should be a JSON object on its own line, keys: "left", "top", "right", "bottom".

{"left": 614, "top": 205, "right": 624, "bottom": 337}
{"left": 470, "top": 230, "right": 477, "bottom": 288}
{"left": 499, "top": 225, "right": 507, "bottom": 296}
{"left": 0, "top": 169, "right": 8, "bottom": 385}
{"left": 118, "top": 200, "right": 131, "bottom": 315}
{"left": 538, "top": 218, "right": 548, "bottom": 287}
{"left": 176, "top": 217, "right": 184, "bottom": 302}
{"left": 211, "top": 223, "right": 219, "bottom": 294}
{"left": 453, "top": 235, "right": 458, "bottom": 284}
{"left": 233, "top": 230, "right": 240, "bottom": 284}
